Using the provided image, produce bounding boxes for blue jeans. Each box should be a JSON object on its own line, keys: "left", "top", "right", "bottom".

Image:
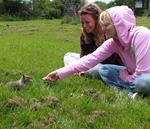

{"left": 134, "top": 73, "right": 150, "bottom": 96}
{"left": 99, "top": 64, "right": 133, "bottom": 90}
{"left": 99, "top": 64, "right": 150, "bottom": 96}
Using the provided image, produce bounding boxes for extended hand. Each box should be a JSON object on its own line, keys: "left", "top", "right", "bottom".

{"left": 42, "top": 71, "right": 59, "bottom": 81}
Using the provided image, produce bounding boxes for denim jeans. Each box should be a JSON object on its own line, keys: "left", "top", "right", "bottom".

{"left": 134, "top": 73, "right": 150, "bottom": 96}
{"left": 99, "top": 64, "right": 132, "bottom": 90}
{"left": 99, "top": 64, "right": 150, "bottom": 96}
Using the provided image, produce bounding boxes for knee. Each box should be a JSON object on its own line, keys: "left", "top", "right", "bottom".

{"left": 135, "top": 75, "right": 150, "bottom": 96}
{"left": 64, "top": 52, "right": 71, "bottom": 58}
{"left": 64, "top": 52, "right": 71, "bottom": 61}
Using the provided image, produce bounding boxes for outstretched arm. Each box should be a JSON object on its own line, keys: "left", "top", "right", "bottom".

{"left": 43, "top": 39, "right": 116, "bottom": 81}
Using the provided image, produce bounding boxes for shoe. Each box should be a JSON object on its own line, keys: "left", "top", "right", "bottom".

{"left": 128, "top": 92, "right": 138, "bottom": 100}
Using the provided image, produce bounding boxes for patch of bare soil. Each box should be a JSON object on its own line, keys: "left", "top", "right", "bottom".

{"left": 41, "top": 96, "right": 59, "bottom": 107}
{"left": 29, "top": 96, "right": 59, "bottom": 110}
{"left": 82, "top": 88, "right": 101, "bottom": 100}
{"left": 6, "top": 96, "right": 24, "bottom": 108}
{"left": 29, "top": 98, "right": 41, "bottom": 111}
{"left": 87, "top": 110, "right": 107, "bottom": 128}
{"left": 29, "top": 111, "right": 57, "bottom": 128}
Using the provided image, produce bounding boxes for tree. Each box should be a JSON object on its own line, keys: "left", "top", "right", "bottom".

{"left": 95, "top": 1, "right": 108, "bottom": 10}
{"left": 61, "top": 0, "right": 85, "bottom": 16}
{"left": 49, "top": 0, "right": 63, "bottom": 18}
{"left": 32, "top": 0, "right": 50, "bottom": 16}
{"left": 0, "top": 0, "right": 32, "bottom": 19}
{"left": 108, "top": 0, "right": 133, "bottom": 8}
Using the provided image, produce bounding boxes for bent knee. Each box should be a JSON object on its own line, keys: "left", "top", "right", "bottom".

{"left": 64, "top": 52, "right": 72, "bottom": 58}
{"left": 135, "top": 79, "right": 150, "bottom": 96}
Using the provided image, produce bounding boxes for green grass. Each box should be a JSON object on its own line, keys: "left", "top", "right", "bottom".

{"left": 0, "top": 17, "right": 150, "bottom": 129}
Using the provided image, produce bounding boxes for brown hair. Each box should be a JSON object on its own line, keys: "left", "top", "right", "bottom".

{"left": 78, "top": 3, "right": 105, "bottom": 46}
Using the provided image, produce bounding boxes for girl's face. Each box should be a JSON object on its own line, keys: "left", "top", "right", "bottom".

{"left": 81, "top": 14, "right": 96, "bottom": 33}
{"left": 101, "top": 14, "right": 117, "bottom": 39}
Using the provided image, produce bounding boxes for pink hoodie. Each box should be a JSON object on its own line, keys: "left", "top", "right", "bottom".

{"left": 57, "top": 6, "right": 150, "bottom": 83}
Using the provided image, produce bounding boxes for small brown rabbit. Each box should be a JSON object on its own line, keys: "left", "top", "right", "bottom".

{"left": 6, "top": 75, "right": 32, "bottom": 90}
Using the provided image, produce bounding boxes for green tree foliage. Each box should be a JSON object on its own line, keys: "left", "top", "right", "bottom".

{"left": 0, "top": 0, "right": 86, "bottom": 20}
{"left": 32, "top": 0, "right": 50, "bottom": 16}
{"left": 108, "top": 0, "right": 133, "bottom": 8}
{"left": 95, "top": 1, "right": 108, "bottom": 10}
{"left": 0, "top": 0, "right": 32, "bottom": 19}
{"left": 49, "top": 0, "right": 63, "bottom": 19}
{"left": 32, "top": 0, "right": 63, "bottom": 19}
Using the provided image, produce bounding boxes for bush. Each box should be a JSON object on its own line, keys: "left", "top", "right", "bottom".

{"left": 0, "top": 15, "right": 22, "bottom": 21}
{"left": 48, "top": 8, "right": 62, "bottom": 19}
{"left": 18, "top": 10, "right": 33, "bottom": 20}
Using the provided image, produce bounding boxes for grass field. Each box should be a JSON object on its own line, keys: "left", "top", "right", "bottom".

{"left": 0, "top": 17, "right": 150, "bottom": 129}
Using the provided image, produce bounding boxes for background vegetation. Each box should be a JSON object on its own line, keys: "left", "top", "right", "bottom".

{"left": 0, "top": 0, "right": 141, "bottom": 22}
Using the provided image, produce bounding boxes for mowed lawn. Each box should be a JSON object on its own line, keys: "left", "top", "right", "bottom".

{"left": 0, "top": 18, "right": 150, "bottom": 129}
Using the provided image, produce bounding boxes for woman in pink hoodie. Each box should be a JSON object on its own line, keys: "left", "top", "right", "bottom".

{"left": 43, "top": 6, "right": 150, "bottom": 96}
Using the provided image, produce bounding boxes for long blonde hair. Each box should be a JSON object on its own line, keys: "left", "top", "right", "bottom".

{"left": 100, "top": 11, "right": 113, "bottom": 27}
{"left": 78, "top": 3, "right": 105, "bottom": 46}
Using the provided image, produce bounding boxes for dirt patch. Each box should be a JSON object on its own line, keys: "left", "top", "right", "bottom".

{"left": 6, "top": 96, "right": 24, "bottom": 108}
{"left": 29, "top": 98, "right": 41, "bottom": 111}
{"left": 28, "top": 96, "right": 59, "bottom": 110}
{"left": 41, "top": 96, "right": 59, "bottom": 107}
{"left": 29, "top": 111, "right": 57, "bottom": 128}
{"left": 82, "top": 88, "right": 101, "bottom": 100}
{"left": 87, "top": 110, "right": 106, "bottom": 128}
{"left": 29, "top": 27, "right": 39, "bottom": 32}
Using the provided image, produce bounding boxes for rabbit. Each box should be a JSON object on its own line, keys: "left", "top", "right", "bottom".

{"left": 6, "top": 75, "right": 32, "bottom": 90}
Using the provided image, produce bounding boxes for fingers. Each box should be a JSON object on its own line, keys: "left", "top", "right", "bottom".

{"left": 42, "top": 71, "right": 59, "bottom": 81}
{"left": 42, "top": 77, "right": 49, "bottom": 81}
{"left": 42, "top": 76, "right": 53, "bottom": 81}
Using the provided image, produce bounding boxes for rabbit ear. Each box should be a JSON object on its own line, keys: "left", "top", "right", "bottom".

{"left": 19, "top": 72, "right": 24, "bottom": 76}
{"left": 21, "top": 74, "right": 25, "bottom": 80}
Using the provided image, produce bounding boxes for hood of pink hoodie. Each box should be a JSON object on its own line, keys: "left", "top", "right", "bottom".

{"left": 106, "top": 6, "right": 136, "bottom": 48}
